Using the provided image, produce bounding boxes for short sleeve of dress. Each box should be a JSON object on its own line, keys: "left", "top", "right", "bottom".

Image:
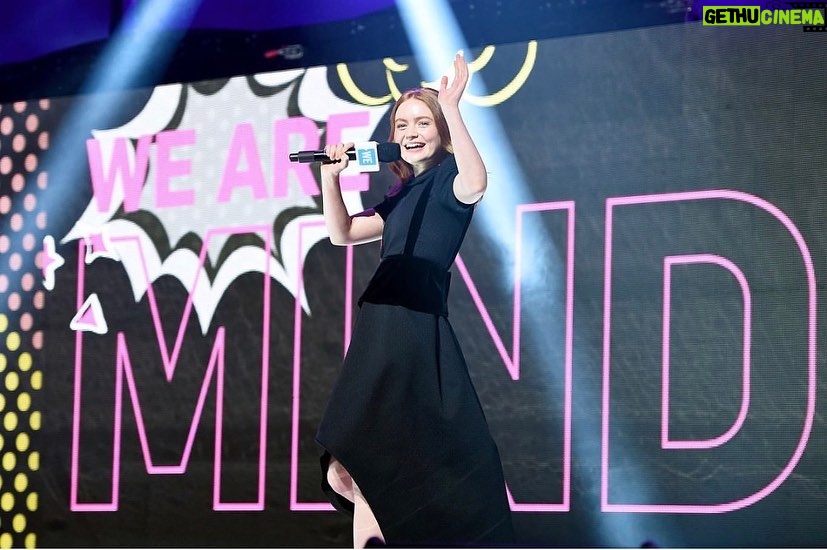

{"left": 370, "top": 153, "right": 471, "bottom": 223}
{"left": 433, "top": 155, "right": 475, "bottom": 212}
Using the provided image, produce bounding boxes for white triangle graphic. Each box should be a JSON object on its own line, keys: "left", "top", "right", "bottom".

{"left": 69, "top": 293, "right": 109, "bottom": 335}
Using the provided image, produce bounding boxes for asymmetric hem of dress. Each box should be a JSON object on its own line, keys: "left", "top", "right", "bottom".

{"left": 315, "top": 304, "right": 513, "bottom": 547}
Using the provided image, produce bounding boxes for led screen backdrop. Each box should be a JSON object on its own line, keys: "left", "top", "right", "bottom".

{"left": 0, "top": 21, "right": 825, "bottom": 548}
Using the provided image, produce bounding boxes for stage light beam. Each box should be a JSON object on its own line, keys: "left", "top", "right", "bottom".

{"left": 38, "top": 0, "right": 202, "bottom": 233}
{"left": 394, "top": 1, "right": 671, "bottom": 545}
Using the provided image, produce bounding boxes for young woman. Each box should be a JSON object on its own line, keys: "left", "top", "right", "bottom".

{"left": 315, "top": 53, "right": 513, "bottom": 548}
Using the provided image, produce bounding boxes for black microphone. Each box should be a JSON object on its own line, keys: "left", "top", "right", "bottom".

{"left": 289, "top": 142, "right": 401, "bottom": 163}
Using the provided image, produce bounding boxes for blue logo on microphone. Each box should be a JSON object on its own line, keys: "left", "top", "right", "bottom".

{"left": 357, "top": 147, "right": 377, "bottom": 166}
{"left": 353, "top": 142, "right": 380, "bottom": 172}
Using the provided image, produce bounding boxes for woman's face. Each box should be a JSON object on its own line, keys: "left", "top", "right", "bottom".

{"left": 393, "top": 98, "right": 442, "bottom": 175}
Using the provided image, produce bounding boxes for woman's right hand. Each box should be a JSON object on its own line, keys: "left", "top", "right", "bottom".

{"left": 318, "top": 140, "right": 385, "bottom": 246}
{"left": 320, "top": 142, "right": 354, "bottom": 179}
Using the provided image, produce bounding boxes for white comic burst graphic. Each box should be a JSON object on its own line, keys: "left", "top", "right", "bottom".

{"left": 63, "top": 66, "right": 390, "bottom": 333}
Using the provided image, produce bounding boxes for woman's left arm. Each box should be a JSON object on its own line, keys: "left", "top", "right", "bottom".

{"left": 439, "top": 53, "right": 487, "bottom": 205}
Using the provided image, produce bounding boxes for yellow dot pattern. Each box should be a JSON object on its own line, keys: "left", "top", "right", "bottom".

{"left": 1, "top": 98, "right": 48, "bottom": 548}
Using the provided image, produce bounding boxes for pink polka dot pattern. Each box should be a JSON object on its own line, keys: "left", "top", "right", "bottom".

{"left": 12, "top": 134, "right": 26, "bottom": 153}
{"left": 20, "top": 313, "right": 33, "bottom": 331}
{"left": 9, "top": 252, "right": 22, "bottom": 271}
{"left": 24, "top": 153, "right": 37, "bottom": 172}
{"left": 0, "top": 96, "right": 51, "bottom": 549}
{"left": 25, "top": 114, "right": 38, "bottom": 133}
{"left": 10, "top": 213, "right": 23, "bottom": 231}
{"left": 0, "top": 115, "right": 12, "bottom": 135}
{"left": 32, "top": 291, "right": 44, "bottom": 311}
{"left": 11, "top": 173, "right": 24, "bottom": 192}
{"left": 22, "top": 234, "right": 35, "bottom": 252}
{"left": 20, "top": 274, "right": 34, "bottom": 292}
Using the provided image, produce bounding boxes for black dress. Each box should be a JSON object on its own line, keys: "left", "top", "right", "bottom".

{"left": 315, "top": 154, "right": 514, "bottom": 547}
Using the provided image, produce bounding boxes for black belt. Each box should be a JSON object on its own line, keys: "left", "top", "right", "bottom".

{"left": 358, "top": 255, "right": 451, "bottom": 316}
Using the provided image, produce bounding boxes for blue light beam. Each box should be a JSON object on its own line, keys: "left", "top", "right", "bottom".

{"left": 38, "top": 0, "right": 202, "bottom": 230}
{"left": 394, "top": 1, "right": 667, "bottom": 546}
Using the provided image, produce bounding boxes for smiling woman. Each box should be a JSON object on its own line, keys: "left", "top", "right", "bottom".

{"left": 388, "top": 87, "right": 451, "bottom": 182}
{"left": 315, "top": 53, "right": 513, "bottom": 548}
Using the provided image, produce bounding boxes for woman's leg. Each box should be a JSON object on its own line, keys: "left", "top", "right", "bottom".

{"left": 353, "top": 481, "right": 385, "bottom": 548}
{"left": 327, "top": 457, "right": 385, "bottom": 548}
{"left": 327, "top": 457, "right": 355, "bottom": 503}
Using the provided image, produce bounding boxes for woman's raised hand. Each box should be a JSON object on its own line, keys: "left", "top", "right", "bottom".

{"left": 438, "top": 52, "right": 469, "bottom": 110}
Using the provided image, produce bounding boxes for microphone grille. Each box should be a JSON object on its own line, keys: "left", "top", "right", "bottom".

{"left": 377, "top": 142, "right": 402, "bottom": 162}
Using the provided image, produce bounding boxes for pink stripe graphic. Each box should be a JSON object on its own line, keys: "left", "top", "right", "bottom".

{"left": 661, "top": 254, "right": 751, "bottom": 450}
{"left": 602, "top": 190, "right": 816, "bottom": 514}
{"left": 71, "top": 225, "right": 272, "bottom": 511}
{"left": 290, "top": 203, "right": 576, "bottom": 512}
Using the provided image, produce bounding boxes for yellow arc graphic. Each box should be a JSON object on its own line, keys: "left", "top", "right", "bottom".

{"left": 336, "top": 41, "right": 537, "bottom": 107}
